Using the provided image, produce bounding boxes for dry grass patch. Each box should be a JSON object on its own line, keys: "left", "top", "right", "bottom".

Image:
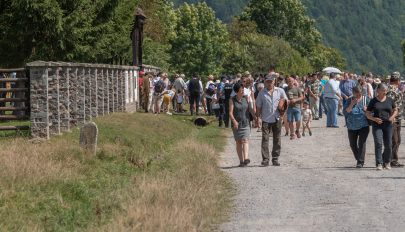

{"left": 0, "top": 113, "right": 232, "bottom": 231}
{"left": 102, "top": 138, "right": 232, "bottom": 231}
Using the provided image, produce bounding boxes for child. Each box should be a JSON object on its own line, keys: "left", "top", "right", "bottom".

{"left": 302, "top": 101, "right": 312, "bottom": 136}
{"left": 161, "top": 88, "right": 175, "bottom": 115}
{"left": 176, "top": 89, "right": 184, "bottom": 113}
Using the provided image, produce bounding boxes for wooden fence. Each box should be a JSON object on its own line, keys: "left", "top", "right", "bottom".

{"left": 0, "top": 68, "right": 30, "bottom": 131}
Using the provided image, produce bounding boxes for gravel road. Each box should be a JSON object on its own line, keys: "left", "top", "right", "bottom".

{"left": 220, "top": 116, "right": 405, "bottom": 232}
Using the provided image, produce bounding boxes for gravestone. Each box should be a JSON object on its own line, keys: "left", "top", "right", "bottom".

{"left": 80, "top": 122, "right": 98, "bottom": 155}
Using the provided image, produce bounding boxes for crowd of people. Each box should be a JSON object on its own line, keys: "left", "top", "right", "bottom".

{"left": 139, "top": 67, "right": 405, "bottom": 170}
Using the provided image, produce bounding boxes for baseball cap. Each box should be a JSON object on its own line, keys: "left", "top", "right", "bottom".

{"left": 265, "top": 74, "right": 276, "bottom": 82}
{"left": 391, "top": 71, "right": 400, "bottom": 80}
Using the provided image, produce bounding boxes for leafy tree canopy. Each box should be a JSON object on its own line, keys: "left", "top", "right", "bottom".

{"left": 169, "top": 2, "right": 229, "bottom": 79}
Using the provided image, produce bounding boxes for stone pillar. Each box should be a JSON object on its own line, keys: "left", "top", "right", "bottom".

{"left": 84, "top": 66, "right": 92, "bottom": 122}
{"left": 109, "top": 68, "right": 114, "bottom": 113}
{"left": 97, "top": 68, "right": 104, "bottom": 116}
{"left": 117, "top": 70, "right": 124, "bottom": 111}
{"left": 48, "top": 65, "right": 61, "bottom": 135}
{"left": 91, "top": 67, "right": 98, "bottom": 118}
{"left": 105, "top": 69, "right": 110, "bottom": 114}
{"left": 77, "top": 67, "right": 86, "bottom": 125}
{"left": 115, "top": 69, "right": 119, "bottom": 112}
{"left": 69, "top": 66, "right": 78, "bottom": 128}
{"left": 59, "top": 64, "right": 70, "bottom": 132}
{"left": 125, "top": 70, "right": 129, "bottom": 105}
{"left": 29, "top": 63, "right": 49, "bottom": 139}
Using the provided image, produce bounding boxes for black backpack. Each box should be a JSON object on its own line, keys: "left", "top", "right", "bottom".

{"left": 154, "top": 80, "right": 165, "bottom": 93}
{"left": 188, "top": 78, "right": 201, "bottom": 94}
{"left": 224, "top": 83, "right": 233, "bottom": 99}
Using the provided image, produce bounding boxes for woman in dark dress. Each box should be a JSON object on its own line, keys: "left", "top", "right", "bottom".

{"left": 366, "top": 83, "right": 398, "bottom": 170}
{"left": 229, "top": 83, "right": 256, "bottom": 167}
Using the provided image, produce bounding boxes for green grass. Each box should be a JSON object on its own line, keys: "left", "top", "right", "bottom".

{"left": 0, "top": 112, "right": 232, "bottom": 231}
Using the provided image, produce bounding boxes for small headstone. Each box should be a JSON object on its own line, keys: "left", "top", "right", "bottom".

{"left": 80, "top": 122, "right": 98, "bottom": 155}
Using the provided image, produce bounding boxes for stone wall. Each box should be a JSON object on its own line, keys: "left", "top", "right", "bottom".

{"left": 26, "top": 61, "right": 161, "bottom": 139}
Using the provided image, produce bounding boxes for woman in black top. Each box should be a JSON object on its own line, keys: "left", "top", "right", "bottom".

{"left": 366, "top": 83, "right": 398, "bottom": 170}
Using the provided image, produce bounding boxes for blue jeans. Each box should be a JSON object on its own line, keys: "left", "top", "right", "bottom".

{"left": 319, "top": 94, "right": 327, "bottom": 117}
{"left": 325, "top": 98, "right": 338, "bottom": 127}
{"left": 372, "top": 122, "right": 393, "bottom": 165}
{"left": 287, "top": 108, "right": 301, "bottom": 122}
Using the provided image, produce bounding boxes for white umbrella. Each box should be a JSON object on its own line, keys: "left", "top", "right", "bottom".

{"left": 322, "top": 67, "right": 342, "bottom": 74}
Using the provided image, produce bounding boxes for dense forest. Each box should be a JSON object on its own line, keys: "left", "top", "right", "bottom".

{"left": 175, "top": 0, "right": 405, "bottom": 75}
{"left": 173, "top": 0, "right": 249, "bottom": 22}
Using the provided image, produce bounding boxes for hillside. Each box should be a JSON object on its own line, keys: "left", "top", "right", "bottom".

{"left": 174, "top": 0, "right": 405, "bottom": 74}
{"left": 302, "top": 0, "right": 405, "bottom": 74}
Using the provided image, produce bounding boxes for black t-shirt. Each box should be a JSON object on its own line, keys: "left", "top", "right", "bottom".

{"left": 367, "top": 97, "right": 396, "bottom": 123}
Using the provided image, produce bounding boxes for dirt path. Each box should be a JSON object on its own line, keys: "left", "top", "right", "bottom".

{"left": 220, "top": 117, "right": 405, "bottom": 232}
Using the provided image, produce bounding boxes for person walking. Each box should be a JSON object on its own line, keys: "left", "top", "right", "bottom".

{"left": 343, "top": 85, "right": 370, "bottom": 168}
{"left": 285, "top": 76, "right": 304, "bottom": 139}
{"left": 142, "top": 73, "right": 151, "bottom": 113}
{"left": 366, "top": 83, "right": 398, "bottom": 170}
{"left": 339, "top": 72, "right": 357, "bottom": 113}
{"left": 307, "top": 73, "right": 321, "bottom": 120}
{"left": 229, "top": 82, "right": 256, "bottom": 167}
{"left": 256, "top": 74, "right": 287, "bottom": 166}
{"left": 387, "top": 72, "right": 404, "bottom": 167}
{"left": 324, "top": 73, "right": 342, "bottom": 128}
{"left": 223, "top": 77, "right": 234, "bottom": 128}
{"left": 205, "top": 75, "right": 215, "bottom": 115}
{"left": 188, "top": 75, "right": 203, "bottom": 116}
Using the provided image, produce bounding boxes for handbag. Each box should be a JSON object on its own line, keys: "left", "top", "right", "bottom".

{"left": 212, "top": 103, "right": 220, "bottom": 110}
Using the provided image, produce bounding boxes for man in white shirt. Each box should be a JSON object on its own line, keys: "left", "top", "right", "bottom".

{"left": 323, "top": 73, "right": 342, "bottom": 128}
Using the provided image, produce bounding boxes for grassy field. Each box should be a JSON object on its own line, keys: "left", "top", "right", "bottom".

{"left": 0, "top": 113, "right": 233, "bottom": 231}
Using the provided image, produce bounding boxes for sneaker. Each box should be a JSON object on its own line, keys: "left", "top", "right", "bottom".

{"left": 309, "top": 131, "right": 312, "bottom": 136}
{"left": 238, "top": 162, "right": 246, "bottom": 167}
{"left": 261, "top": 160, "right": 269, "bottom": 166}
{"left": 272, "top": 160, "right": 280, "bottom": 166}
{"left": 290, "top": 134, "right": 296, "bottom": 140}
{"left": 244, "top": 159, "right": 251, "bottom": 165}
{"left": 391, "top": 161, "right": 404, "bottom": 168}
{"left": 356, "top": 163, "right": 363, "bottom": 168}
{"left": 376, "top": 164, "right": 383, "bottom": 171}
{"left": 302, "top": 132, "right": 306, "bottom": 137}
{"left": 384, "top": 163, "right": 391, "bottom": 170}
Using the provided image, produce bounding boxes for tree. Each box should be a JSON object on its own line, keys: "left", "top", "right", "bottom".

{"left": 0, "top": 0, "right": 138, "bottom": 67}
{"left": 138, "top": 0, "right": 176, "bottom": 70}
{"left": 240, "top": 0, "right": 322, "bottom": 56}
{"left": 242, "top": 33, "right": 313, "bottom": 75}
{"left": 170, "top": 2, "right": 229, "bottom": 79}
{"left": 309, "top": 44, "right": 347, "bottom": 71}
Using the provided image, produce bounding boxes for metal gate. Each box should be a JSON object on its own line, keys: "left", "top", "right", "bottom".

{"left": 0, "top": 68, "right": 30, "bottom": 131}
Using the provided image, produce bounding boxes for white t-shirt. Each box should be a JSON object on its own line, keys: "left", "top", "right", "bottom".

{"left": 302, "top": 108, "right": 312, "bottom": 122}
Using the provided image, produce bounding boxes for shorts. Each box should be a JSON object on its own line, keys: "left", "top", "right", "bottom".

{"left": 287, "top": 108, "right": 301, "bottom": 122}
{"left": 163, "top": 94, "right": 171, "bottom": 106}
{"left": 152, "top": 93, "right": 163, "bottom": 105}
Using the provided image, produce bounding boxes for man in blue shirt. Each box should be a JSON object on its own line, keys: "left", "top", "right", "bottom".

{"left": 256, "top": 74, "right": 287, "bottom": 166}
{"left": 339, "top": 73, "right": 357, "bottom": 108}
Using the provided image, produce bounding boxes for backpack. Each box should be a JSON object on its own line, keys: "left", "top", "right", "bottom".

{"left": 224, "top": 83, "right": 233, "bottom": 99}
{"left": 154, "top": 80, "right": 165, "bottom": 93}
{"left": 206, "top": 83, "right": 216, "bottom": 95}
{"left": 188, "top": 78, "right": 201, "bottom": 94}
